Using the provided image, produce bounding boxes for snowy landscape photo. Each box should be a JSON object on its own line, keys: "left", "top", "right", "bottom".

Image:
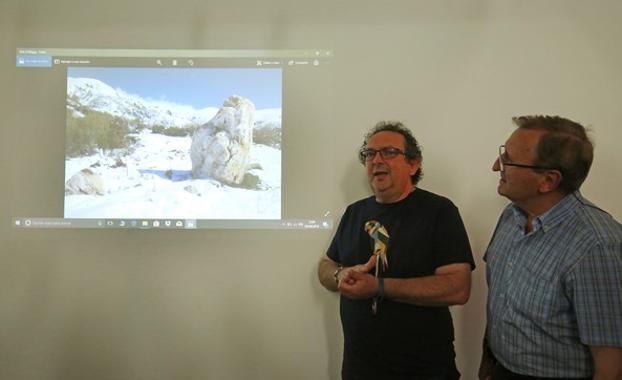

{"left": 64, "top": 67, "right": 282, "bottom": 219}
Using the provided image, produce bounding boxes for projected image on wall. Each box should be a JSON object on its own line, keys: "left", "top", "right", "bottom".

{"left": 64, "top": 67, "right": 282, "bottom": 220}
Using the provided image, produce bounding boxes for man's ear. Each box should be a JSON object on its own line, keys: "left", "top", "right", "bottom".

{"left": 408, "top": 158, "right": 422, "bottom": 176}
{"left": 538, "top": 170, "right": 563, "bottom": 193}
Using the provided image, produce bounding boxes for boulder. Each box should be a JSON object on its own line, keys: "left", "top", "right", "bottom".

{"left": 190, "top": 95, "right": 255, "bottom": 185}
{"left": 65, "top": 168, "right": 105, "bottom": 195}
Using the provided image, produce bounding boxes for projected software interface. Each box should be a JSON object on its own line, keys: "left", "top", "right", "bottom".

{"left": 14, "top": 49, "right": 334, "bottom": 229}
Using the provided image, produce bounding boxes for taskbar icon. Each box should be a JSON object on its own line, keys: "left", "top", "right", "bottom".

{"left": 95, "top": 219, "right": 192, "bottom": 229}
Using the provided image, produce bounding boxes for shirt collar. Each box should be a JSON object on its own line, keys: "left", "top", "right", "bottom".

{"left": 510, "top": 191, "right": 582, "bottom": 234}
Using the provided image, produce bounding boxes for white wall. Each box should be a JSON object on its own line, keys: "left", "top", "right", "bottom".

{"left": 1, "top": 1, "right": 621, "bottom": 379}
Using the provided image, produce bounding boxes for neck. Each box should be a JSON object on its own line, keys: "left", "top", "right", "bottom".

{"left": 375, "top": 186, "right": 416, "bottom": 204}
{"left": 515, "top": 191, "right": 566, "bottom": 223}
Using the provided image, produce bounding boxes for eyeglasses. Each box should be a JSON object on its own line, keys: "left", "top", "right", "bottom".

{"left": 498, "top": 145, "right": 560, "bottom": 172}
{"left": 359, "top": 147, "right": 408, "bottom": 163}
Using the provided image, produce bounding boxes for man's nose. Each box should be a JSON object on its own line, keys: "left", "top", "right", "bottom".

{"left": 492, "top": 157, "right": 501, "bottom": 172}
{"left": 371, "top": 151, "right": 385, "bottom": 164}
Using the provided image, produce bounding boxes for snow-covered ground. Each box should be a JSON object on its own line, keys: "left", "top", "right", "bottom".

{"left": 64, "top": 130, "right": 281, "bottom": 219}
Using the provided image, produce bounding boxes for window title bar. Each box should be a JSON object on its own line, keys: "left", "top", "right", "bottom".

{"left": 17, "top": 48, "right": 333, "bottom": 59}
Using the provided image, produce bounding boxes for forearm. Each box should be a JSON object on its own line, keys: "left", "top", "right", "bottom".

{"left": 318, "top": 256, "right": 340, "bottom": 292}
{"left": 383, "top": 264, "right": 471, "bottom": 306}
{"left": 384, "top": 277, "right": 466, "bottom": 306}
{"left": 590, "top": 346, "right": 622, "bottom": 380}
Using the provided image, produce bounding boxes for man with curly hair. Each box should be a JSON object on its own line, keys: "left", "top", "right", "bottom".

{"left": 319, "top": 121, "right": 475, "bottom": 380}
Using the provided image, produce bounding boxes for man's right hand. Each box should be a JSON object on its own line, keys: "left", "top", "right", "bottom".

{"left": 478, "top": 336, "right": 494, "bottom": 380}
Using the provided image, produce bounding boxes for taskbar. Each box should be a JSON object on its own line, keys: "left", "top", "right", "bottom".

{"left": 11, "top": 217, "right": 333, "bottom": 230}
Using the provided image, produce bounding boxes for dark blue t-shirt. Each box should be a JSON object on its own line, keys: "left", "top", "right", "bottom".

{"left": 327, "top": 188, "right": 474, "bottom": 379}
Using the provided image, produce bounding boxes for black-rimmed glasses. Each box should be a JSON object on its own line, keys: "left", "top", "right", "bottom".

{"left": 359, "top": 147, "right": 407, "bottom": 164}
{"left": 498, "top": 145, "right": 560, "bottom": 172}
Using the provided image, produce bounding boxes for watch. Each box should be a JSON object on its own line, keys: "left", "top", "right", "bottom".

{"left": 333, "top": 265, "right": 344, "bottom": 285}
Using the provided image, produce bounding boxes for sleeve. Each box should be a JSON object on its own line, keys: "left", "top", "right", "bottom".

{"left": 432, "top": 200, "right": 475, "bottom": 270}
{"left": 326, "top": 206, "right": 351, "bottom": 263}
{"left": 569, "top": 241, "right": 622, "bottom": 347}
{"left": 326, "top": 232, "right": 340, "bottom": 262}
{"left": 483, "top": 206, "right": 511, "bottom": 264}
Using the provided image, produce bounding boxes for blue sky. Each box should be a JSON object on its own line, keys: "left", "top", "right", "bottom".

{"left": 68, "top": 67, "right": 282, "bottom": 109}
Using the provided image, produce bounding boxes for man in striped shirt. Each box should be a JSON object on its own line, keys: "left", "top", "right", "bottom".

{"left": 479, "top": 116, "right": 622, "bottom": 380}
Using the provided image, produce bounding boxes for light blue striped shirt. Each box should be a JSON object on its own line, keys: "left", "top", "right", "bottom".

{"left": 485, "top": 191, "right": 622, "bottom": 378}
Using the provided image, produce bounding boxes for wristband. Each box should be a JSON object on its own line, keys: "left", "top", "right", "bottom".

{"left": 376, "top": 277, "right": 384, "bottom": 301}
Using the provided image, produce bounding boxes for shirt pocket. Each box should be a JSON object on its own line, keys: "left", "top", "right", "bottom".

{"left": 505, "top": 262, "right": 558, "bottom": 324}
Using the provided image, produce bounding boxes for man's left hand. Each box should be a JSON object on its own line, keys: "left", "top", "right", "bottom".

{"left": 339, "top": 269, "right": 379, "bottom": 300}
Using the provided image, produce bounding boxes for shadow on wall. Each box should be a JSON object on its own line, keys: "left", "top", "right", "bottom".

{"left": 311, "top": 243, "right": 344, "bottom": 380}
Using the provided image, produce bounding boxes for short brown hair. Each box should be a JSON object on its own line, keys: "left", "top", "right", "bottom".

{"left": 513, "top": 115, "right": 593, "bottom": 194}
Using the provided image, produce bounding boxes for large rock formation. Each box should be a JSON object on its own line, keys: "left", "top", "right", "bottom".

{"left": 190, "top": 95, "right": 255, "bottom": 185}
{"left": 65, "top": 168, "right": 105, "bottom": 195}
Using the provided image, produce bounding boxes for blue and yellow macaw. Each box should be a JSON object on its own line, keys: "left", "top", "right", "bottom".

{"left": 364, "top": 220, "right": 389, "bottom": 274}
{"left": 364, "top": 220, "right": 390, "bottom": 314}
